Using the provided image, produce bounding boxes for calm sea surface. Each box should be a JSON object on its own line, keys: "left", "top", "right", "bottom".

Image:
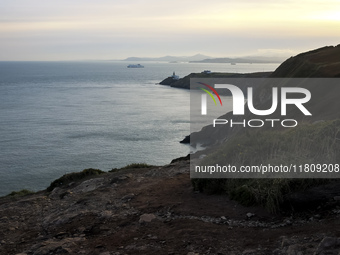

{"left": 0, "top": 61, "right": 279, "bottom": 196}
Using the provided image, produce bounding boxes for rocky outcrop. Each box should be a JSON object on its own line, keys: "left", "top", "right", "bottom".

{"left": 1, "top": 160, "right": 340, "bottom": 254}
{"left": 159, "top": 72, "right": 273, "bottom": 89}
{"left": 179, "top": 135, "right": 190, "bottom": 144}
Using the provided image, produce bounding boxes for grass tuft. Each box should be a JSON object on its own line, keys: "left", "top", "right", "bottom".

{"left": 109, "top": 163, "right": 155, "bottom": 172}
{"left": 6, "top": 189, "right": 35, "bottom": 197}
{"left": 47, "top": 168, "right": 105, "bottom": 192}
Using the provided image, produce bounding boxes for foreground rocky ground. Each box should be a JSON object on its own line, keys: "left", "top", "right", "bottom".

{"left": 1, "top": 160, "right": 340, "bottom": 255}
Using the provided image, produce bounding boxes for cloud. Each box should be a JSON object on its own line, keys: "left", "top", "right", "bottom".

{"left": 0, "top": 0, "right": 339, "bottom": 60}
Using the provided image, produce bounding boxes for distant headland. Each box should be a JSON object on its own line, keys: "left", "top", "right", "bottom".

{"left": 121, "top": 54, "right": 285, "bottom": 63}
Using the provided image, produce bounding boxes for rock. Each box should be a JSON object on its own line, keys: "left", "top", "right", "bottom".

{"left": 99, "top": 210, "right": 113, "bottom": 219}
{"left": 49, "top": 187, "right": 62, "bottom": 199}
{"left": 110, "top": 175, "right": 129, "bottom": 184}
{"left": 59, "top": 190, "right": 72, "bottom": 199}
{"left": 72, "top": 178, "right": 105, "bottom": 193}
{"left": 315, "top": 237, "right": 340, "bottom": 254}
{"left": 272, "top": 248, "right": 281, "bottom": 255}
{"left": 147, "top": 234, "right": 158, "bottom": 240}
{"left": 77, "top": 226, "right": 86, "bottom": 233}
{"left": 0, "top": 216, "right": 8, "bottom": 221}
{"left": 180, "top": 135, "right": 190, "bottom": 144}
{"left": 139, "top": 213, "right": 156, "bottom": 223}
{"left": 242, "top": 249, "right": 257, "bottom": 254}
{"left": 281, "top": 236, "right": 291, "bottom": 247}
{"left": 54, "top": 232, "right": 68, "bottom": 239}
{"left": 171, "top": 154, "right": 190, "bottom": 163}
{"left": 187, "top": 252, "right": 199, "bottom": 255}
{"left": 159, "top": 76, "right": 176, "bottom": 86}
{"left": 121, "top": 193, "right": 135, "bottom": 202}
{"left": 99, "top": 252, "right": 111, "bottom": 255}
{"left": 33, "top": 245, "right": 70, "bottom": 255}
{"left": 246, "top": 213, "right": 255, "bottom": 218}
{"left": 286, "top": 244, "right": 302, "bottom": 255}
{"left": 284, "top": 219, "right": 292, "bottom": 225}
{"left": 30, "top": 237, "right": 84, "bottom": 255}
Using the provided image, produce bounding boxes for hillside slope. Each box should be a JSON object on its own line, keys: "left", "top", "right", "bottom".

{"left": 190, "top": 44, "right": 340, "bottom": 147}
{"left": 1, "top": 161, "right": 340, "bottom": 254}
{"left": 271, "top": 45, "right": 340, "bottom": 77}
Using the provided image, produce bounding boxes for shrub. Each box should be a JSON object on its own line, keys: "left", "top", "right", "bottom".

{"left": 109, "top": 163, "right": 155, "bottom": 172}
{"left": 47, "top": 168, "right": 105, "bottom": 191}
{"left": 6, "top": 189, "right": 35, "bottom": 197}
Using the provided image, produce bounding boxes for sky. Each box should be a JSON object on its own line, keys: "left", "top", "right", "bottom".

{"left": 0, "top": 0, "right": 339, "bottom": 61}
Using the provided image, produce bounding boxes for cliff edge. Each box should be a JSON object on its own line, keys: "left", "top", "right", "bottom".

{"left": 271, "top": 45, "right": 340, "bottom": 77}
{"left": 1, "top": 160, "right": 340, "bottom": 254}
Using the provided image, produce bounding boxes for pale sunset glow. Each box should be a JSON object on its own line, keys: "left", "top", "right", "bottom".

{"left": 0, "top": 0, "right": 339, "bottom": 60}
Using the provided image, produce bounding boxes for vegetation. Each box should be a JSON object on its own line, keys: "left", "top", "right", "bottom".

{"left": 47, "top": 163, "right": 155, "bottom": 192}
{"left": 192, "top": 120, "right": 340, "bottom": 213}
{"left": 122, "top": 163, "right": 155, "bottom": 169}
{"left": 109, "top": 163, "right": 155, "bottom": 172}
{"left": 6, "top": 189, "right": 35, "bottom": 197}
{"left": 47, "top": 168, "right": 105, "bottom": 192}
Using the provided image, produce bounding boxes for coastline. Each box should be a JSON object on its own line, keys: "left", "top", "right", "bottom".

{"left": 1, "top": 45, "right": 340, "bottom": 254}
{"left": 158, "top": 71, "right": 273, "bottom": 89}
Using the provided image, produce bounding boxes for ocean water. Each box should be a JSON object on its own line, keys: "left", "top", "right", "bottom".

{"left": 0, "top": 61, "right": 279, "bottom": 196}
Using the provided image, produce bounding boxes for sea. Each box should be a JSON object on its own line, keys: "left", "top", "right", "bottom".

{"left": 0, "top": 61, "right": 280, "bottom": 196}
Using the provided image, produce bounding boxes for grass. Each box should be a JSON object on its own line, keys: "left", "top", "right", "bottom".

{"left": 47, "top": 163, "right": 155, "bottom": 192}
{"left": 192, "top": 119, "right": 340, "bottom": 213}
{"left": 47, "top": 168, "right": 105, "bottom": 192}
{"left": 109, "top": 163, "right": 155, "bottom": 172}
{"left": 6, "top": 189, "right": 35, "bottom": 197}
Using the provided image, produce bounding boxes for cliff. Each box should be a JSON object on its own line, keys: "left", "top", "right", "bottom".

{"left": 159, "top": 72, "right": 273, "bottom": 89}
{"left": 1, "top": 161, "right": 340, "bottom": 254}
{"left": 271, "top": 45, "right": 340, "bottom": 77}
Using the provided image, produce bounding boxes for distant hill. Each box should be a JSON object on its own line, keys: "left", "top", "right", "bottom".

{"left": 190, "top": 56, "right": 284, "bottom": 64}
{"left": 123, "top": 54, "right": 286, "bottom": 63}
{"left": 122, "top": 54, "right": 211, "bottom": 62}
